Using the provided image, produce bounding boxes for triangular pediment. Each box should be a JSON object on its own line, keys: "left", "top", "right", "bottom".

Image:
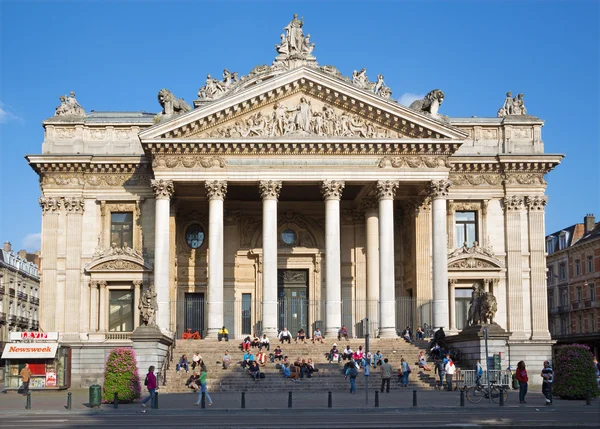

{"left": 139, "top": 67, "right": 467, "bottom": 142}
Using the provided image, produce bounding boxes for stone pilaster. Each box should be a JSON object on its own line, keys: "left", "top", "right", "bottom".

{"left": 205, "top": 180, "right": 227, "bottom": 338}
{"left": 362, "top": 196, "right": 380, "bottom": 330}
{"left": 64, "top": 197, "right": 84, "bottom": 335}
{"left": 39, "top": 197, "right": 61, "bottom": 331}
{"left": 430, "top": 179, "right": 451, "bottom": 330}
{"left": 377, "top": 180, "right": 399, "bottom": 338}
{"left": 503, "top": 195, "right": 526, "bottom": 338}
{"left": 322, "top": 180, "right": 345, "bottom": 338}
{"left": 410, "top": 197, "right": 432, "bottom": 304}
{"left": 133, "top": 280, "right": 142, "bottom": 329}
{"left": 151, "top": 179, "right": 174, "bottom": 333}
{"left": 98, "top": 280, "right": 107, "bottom": 332}
{"left": 447, "top": 200, "right": 455, "bottom": 252}
{"left": 260, "top": 180, "right": 281, "bottom": 336}
{"left": 526, "top": 195, "right": 551, "bottom": 340}
{"left": 449, "top": 279, "right": 458, "bottom": 331}
{"left": 89, "top": 280, "right": 99, "bottom": 332}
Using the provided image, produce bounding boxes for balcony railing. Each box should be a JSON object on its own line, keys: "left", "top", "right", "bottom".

{"left": 0, "top": 285, "right": 5, "bottom": 295}
{"left": 105, "top": 332, "right": 132, "bottom": 341}
{"left": 572, "top": 302, "right": 580, "bottom": 310}
{"left": 31, "top": 321, "right": 39, "bottom": 330}
{"left": 8, "top": 315, "right": 16, "bottom": 323}
{"left": 31, "top": 297, "right": 39, "bottom": 305}
{"left": 17, "top": 291, "right": 27, "bottom": 300}
{"left": 17, "top": 316, "right": 28, "bottom": 326}
{"left": 0, "top": 312, "right": 6, "bottom": 324}
{"left": 557, "top": 305, "right": 570, "bottom": 313}
{"left": 9, "top": 288, "right": 15, "bottom": 297}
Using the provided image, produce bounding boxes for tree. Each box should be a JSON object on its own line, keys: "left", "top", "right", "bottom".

{"left": 553, "top": 344, "right": 599, "bottom": 399}
{"left": 102, "top": 347, "right": 142, "bottom": 403}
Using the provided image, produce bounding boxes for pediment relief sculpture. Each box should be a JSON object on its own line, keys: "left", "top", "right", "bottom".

{"left": 448, "top": 241, "right": 496, "bottom": 259}
{"left": 448, "top": 257, "right": 500, "bottom": 270}
{"left": 87, "top": 245, "right": 152, "bottom": 272}
{"left": 448, "top": 241, "right": 503, "bottom": 270}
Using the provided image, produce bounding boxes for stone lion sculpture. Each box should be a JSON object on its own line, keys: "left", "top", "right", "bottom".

{"left": 155, "top": 89, "right": 191, "bottom": 122}
{"left": 409, "top": 89, "right": 444, "bottom": 116}
{"left": 467, "top": 283, "right": 498, "bottom": 325}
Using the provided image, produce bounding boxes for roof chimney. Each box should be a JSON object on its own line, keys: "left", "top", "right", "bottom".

{"left": 18, "top": 249, "right": 27, "bottom": 259}
{"left": 3, "top": 242, "right": 11, "bottom": 252}
{"left": 584, "top": 214, "right": 596, "bottom": 234}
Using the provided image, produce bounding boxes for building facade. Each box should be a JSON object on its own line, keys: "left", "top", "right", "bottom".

{"left": 27, "top": 17, "right": 562, "bottom": 386}
{"left": 547, "top": 215, "right": 600, "bottom": 357}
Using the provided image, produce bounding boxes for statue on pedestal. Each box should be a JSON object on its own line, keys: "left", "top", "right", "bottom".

{"left": 139, "top": 284, "right": 158, "bottom": 326}
{"left": 467, "top": 283, "right": 498, "bottom": 326}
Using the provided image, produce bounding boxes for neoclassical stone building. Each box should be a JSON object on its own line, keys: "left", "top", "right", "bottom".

{"left": 27, "top": 17, "right": 562, "bottom": 385}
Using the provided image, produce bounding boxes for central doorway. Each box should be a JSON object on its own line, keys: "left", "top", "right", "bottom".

{"left": 184, "top": 293, "right": 205, "bottom": 336}
{"left": 277, "top": 269, "right": 309, "bottom": 335}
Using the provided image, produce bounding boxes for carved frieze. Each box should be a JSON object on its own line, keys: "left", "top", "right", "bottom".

{"left": 504, "top": 173, "right": 546, "bottom": 186}
{"left": 448, "top": 258, "right": 497, "bottom": 269}
{"left": 41, "top": 173, "right": 85, "bottom": 186}
{"left": 85, "top": 174, "right": 152, "bottom": 187}
{"left": 259, "top": 180, "right": 282, "bottom": 201}
{"left": 63, "top": 197, "right": 85, "bottom": 213}
{"left": 56, "top": 128, "right": 76, "bottom": 139}
{"left": 92, "top": 246, "right": 144, "bottom": 262}
{"left": 448, "top": 241, "right": 495, "bottom": 258}
{"left": 450, "top": 174, "right": 502, "bottom": 187}
{"left": 39, "top": 197, "right": 62, "bottom": 214}
{"left": 429, "top": 180, "right": 452, "bottom": 198}
{"left": 152, "top": 155, "right": 226, "bottom": 169}
{"left": 321, "top": 180, "right": 345, "bottom": 200}
{"left": 92, "top": 260, "right": 144, "bottom": 271}
{"left": 503, "top": 195, "right": 524, "bottom": 211}
{"left": 378, "top": 156, "right": 449, "bottom": 169}
{"left": 525, "top": 195, "right": 548, "bottom": 211}
{"left": 151, "top": 179, "right": 174, "bottom": 199}
{"left": 376, "top": 180, "right": 399, "bottom": 200}
{"left": 205, "top": 180, "right": 228, "bottom": 200}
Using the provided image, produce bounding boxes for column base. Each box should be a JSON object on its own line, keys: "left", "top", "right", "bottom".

{"left": 325, "top": 329, "right": 339, "bottom": 340}
{"left": 205, "top": 329, "right": 220, "bottom": 339}
{"left": 262, "top": 327, "right": 279, "bottom": 337}
{"left": 378, "top": 327, "right": 397, "bottom": 338}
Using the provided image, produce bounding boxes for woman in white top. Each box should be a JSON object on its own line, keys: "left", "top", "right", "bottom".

{"left": 260, "top": 334, "right": 270, "bottom": 351}
{"left": 192, "top": 352, "right": 201, "bottom": 370}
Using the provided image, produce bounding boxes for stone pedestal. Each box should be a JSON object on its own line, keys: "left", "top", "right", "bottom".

{"left": 446, "top": 324, "right": 511, "bottom": 371}
{"left": 131, "top": 325, "right": 174, "bottom": 376}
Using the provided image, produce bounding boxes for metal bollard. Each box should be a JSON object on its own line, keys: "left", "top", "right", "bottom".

{"left": 413, "top": 389, "right": 417, "bottom": 407}
{"left": 460, "top": 390, "right": 464, "bottom": 407}
{"left": 25, "top": 392, "right": 31, "bottom": 410}
{"left": 374, "top": 391, "right": 379, "bottom": 408}
{"left": 241, "top": 392, "right": 246, "bottom": 409}
{"left": 328, "top": 391, "right": 332, "bottom": 408}
{"left": 113, "top": 392, "right": 118, "bottom": 409}
{"left": 586, "top": 389, "right": 591, "bottom": 406}
{"left": 201, "top": 392, "right": 206, "bottom": 409}
{"left": 288, "top": 391, "right": 292, "bottom": 408}
{"left": 153, "top": 391, "right": 159, "bottom": 409}
{"left": 499, "top": 389, "right": 504, "bottom": 407}
{"left": 67, "top": 392, "right": 72, "bottom": 410}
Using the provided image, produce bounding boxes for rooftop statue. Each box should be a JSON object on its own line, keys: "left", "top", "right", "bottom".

{"left": 497, "top": 92, "right": 528, "bottom": 117}
{"left": 54, "top": 91, "right": 85, "bottom": 117}
{"left": 154, "top": 88, "right": 191, "bottom": 123}
{"left": 409, "top": 89, "right": 445, "bottom": 116}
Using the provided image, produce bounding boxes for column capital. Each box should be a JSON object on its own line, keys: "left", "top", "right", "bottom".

{"left": 449, "top": 278, "right": 458, "bottom": 285}
{"left": 376, "top": 180, "right": 399, "bottom": 201}
{"left": 321, "top": 180, "right": 345, "bottom": 200}
{"left": 93, "top": 280, "right": 107, "bottom": 288}
{"left": 525, "top": 195, "right": 548, "bottom": 212}
{"left": 502, "top": 195, "right": 524, "bottom": 212}
{"left": 205, "top": 180, "right": 227, "bottom": 200}
{"left": 133, "top": 280, "right": 143, "bottom": 288}
{"left": 259, "top": 180, "right": 282, "bottom": 201}
{"left": 64, "top": 196, "right": 85, "bottom": 214}
{"left": 428, "top": 179, "right": 451, "bottom": 199}
{"left": 360, "top": 196, "right": 378, "bottom": 213}
{"left": 39, "top": 197, "right": 62, "bottom": 214}
{"left": 151, "top": 179, "right": 174, "bottom": 200}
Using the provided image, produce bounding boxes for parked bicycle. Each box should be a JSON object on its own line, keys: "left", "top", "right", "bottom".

{"left": 465, "top": 380, "right": 508, "bottom": 404}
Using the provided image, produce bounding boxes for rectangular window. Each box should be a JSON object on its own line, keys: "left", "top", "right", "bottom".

{"left": 590, "top": 284, "right": 596, "bottom": 301}
{"left": 575, "top": 260, "right": 581, "bottom": 276}
{"left": 560, "top": 289, "right": 568, "bottom": 306}
{"left": 547, "top": 293, "right": 554, "bottom": 310}
{"left": 587, "top": 256, "right": 594, "bottom": 274}
{"left": 547, "top": 266, "right": 555, "bottom": 284}
{"left": 590, "top": 314, "right": 595, "bottom": 332}
{"left": 559, "top": 263, "right": 566, "bottom": 280}
{"left": 455, "top": 288, "right": 472, "bottom": 330}
{"left": 110, "top": 212, "right": 133, "bottom": 248}
{"left": 559, "top": 234, "right": 567, "bottom": 250}
{"left": 577, "top": 315, "right": 583, "bottom": 333}
{"left": 546, "top": 239, "right": 554, "bottom": 255}
{"left": 455, "top": 211, "right": 478, "bottom": 249}
{"left": 576, "top": 287, "right": 582, "bottom": 302}
{"left": 109, "top": 290, "right": 133, "bottom": 332}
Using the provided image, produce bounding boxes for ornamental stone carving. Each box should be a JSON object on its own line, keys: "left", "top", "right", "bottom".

{"left": 504, "top": 173, "right": 546, "bottom": 186}
{"left": 503, "top": 195, "right": 524, "bottom": 211}
{"left": 197, "top": 69, "right": 240, "bottom": 102}
{"left": 409, "top": 89, "right": 445, "bottom": 116}
{"left": 259, "top": 180, "right": 282, "bottom": 201}
{"left": 151, "top": 179, "right": 174, "bottom": 200}
{"left": 139, "top": 284, "right": 158, "bottom": 326}
{"left": 448, "top": 241, "right": 495, "bottom": 258}
{"left": 360, "top": 196, "right": 378, "bottom": 212}
{"left": 205, "top": 180, "right": 228, "bottom": 200}
{"left": 351, "top": 69, "right": 392, "bottom": 98}
{"left": 63, "top": 197, "right": 85, "bottom": 213}
{"left": 85, "top": 174, "right": 152, "bottom": 187}
{"left": 321, "top": 180, "right": 345, "bottom": 200}
{"left": 275, "top": 14, "right": 315, "bottom": 62}
{"left": 92, "top": 260, "right": 143, "bottom": 271}
{"left": 448, "top": 258, "right": 497, "bottom": 269}
{"left": 378, "top": 156, "right": 448, "bottom": 169}
{"left": 92, "top": 245, "right": 144, "bottom": 261}
{"left": 376, "top": 180, "right": 399, "bottom": 201}
{"left": 450, "top": 174, "right": 503, "bottom": 187}
{"left": 152, "top": 155, "right": 226, "bottom": 169}
{"left": 54, "top": 91, "right": 85, "bottom": 117}
{"left": 41, "top": 173, "right": 85, "bottom": 186}
{"left": 525, "top": 195, "right": 548, "bottom": 211}
{"left": 154, "top": 89, "right": 192, "bottom": 123}
{"left": 467, "top": 283, "right": 498, "bottom": 325}
{"left": 497, "top": 92, "right": 528, "bottom": 117}
{"left": 39, "top": 197, "right": 61, "bottom": 214}
{"left": 429, "top": 180, "right": 451, "bottom": 198}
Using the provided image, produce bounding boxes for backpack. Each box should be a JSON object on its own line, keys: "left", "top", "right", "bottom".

{"left": 144, "top": 374, "right": 148, "bottom": 386}
{"left": 349, "top": 367, "right": 358, "bottom": 378}
{"left": 406, "top": 364, "right": 412, "bottom": 374}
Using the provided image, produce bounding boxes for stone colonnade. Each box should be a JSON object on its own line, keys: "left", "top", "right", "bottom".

{"left": 151, "top": 178, "right": 451, "bottom": 337}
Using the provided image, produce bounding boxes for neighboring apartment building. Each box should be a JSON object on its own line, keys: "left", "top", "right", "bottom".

{"left": 547, "top": 214, "right": 600, "bottom": 357}
{"left": 0, "top": 242, "right": 41, "bottom": 351}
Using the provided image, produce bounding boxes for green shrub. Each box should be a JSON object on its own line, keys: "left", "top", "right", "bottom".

{"left": 553, "top": 344, "right": 599, "bottom": 399}
{"left": 102, "top": 347, "right": 142, "bottom": 403}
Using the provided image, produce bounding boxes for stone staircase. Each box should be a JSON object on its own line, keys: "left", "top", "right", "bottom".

{"left": 160, "top": 337, "right": 441, "bottom": 393}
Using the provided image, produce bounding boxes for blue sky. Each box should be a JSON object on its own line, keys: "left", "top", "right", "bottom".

{"left": 0, "top": 0, "right": 598, "bottom": 252}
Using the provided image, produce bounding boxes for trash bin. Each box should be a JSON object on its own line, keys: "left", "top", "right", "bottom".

{"left": 89, "top": 384, "right": 102, "bottom": 407}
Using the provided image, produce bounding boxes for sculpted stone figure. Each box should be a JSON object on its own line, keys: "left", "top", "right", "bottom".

{"left": 54, "top": 91, "right": 85, "bottom": 116}
{"left": 498, "top": 92, "right": 528, "bottom": 117}
{"left": 467, "top": 283, "right": 498, "bottom": 326}
{"left": 352, "top": 68, "right": 370, "bottom": 89}
{"left": 155, "top": 89, "right": 191, "bottom": 122}
{"left": 283, "top": 14, "right": 304, "bottom": 52}
{"left": 139, "top": 284, "right": 158, "bottom": 326}
{"left": 409, "top": 89, "right": 445, "bottom": 116}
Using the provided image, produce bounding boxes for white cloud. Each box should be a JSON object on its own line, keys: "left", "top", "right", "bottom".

{"left": 22, "top": 233, "right": 41, "bottom": 252}
{"left": 0, "top": 101, "right": 24, "bottom": 124}
{"left": 398, "top": 93, "right": 424, "bottom": 107}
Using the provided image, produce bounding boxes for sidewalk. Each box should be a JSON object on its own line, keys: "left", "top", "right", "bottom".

{"left": 0, "top": 387, "right": 596, "bottom": 414}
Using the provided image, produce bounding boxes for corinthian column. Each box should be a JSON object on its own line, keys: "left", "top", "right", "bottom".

{"left": 322, "top": 180, "right": 345, "bottom": 339}
{"left": 151, "top": 179, "right": 174, "bottom": 333}
{"left": 38, "top": 197, "right": 61, "bottom": 332}
{"left": 260, "top": 180, "right": 282, "bottom": 336}
{"left": 430, "top": 179, "right": 451, "bottom": 330}
{"left": 363, "top": 197, "right": 380, "bottom": 331}
{"left": 527, "top": 196, "right": 551, "bottom": 340}
{"left": 64, "top": 197, "right": 85, "bottom": 335}
{"left": 205, "top": 180, "right": 227, "bottom": 338}
{"left": 377, "top": 180, "right": 399, "bottom": 338}
{"left": 504, "top": 195, "right": 525, "bottom": 337}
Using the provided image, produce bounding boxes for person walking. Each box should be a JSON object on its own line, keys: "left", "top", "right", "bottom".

{"left": 541, "top": 360, "right": 553, "bottom": 405}
{"left": 445, "top": 359, "right": 456, "bottom": 391}
{"left": 20, "top": 362, "right": 32, "bottom": 396}
{"left": 380, "top": 358, "right": 393, "bottom": 393}
{"left": 516, "top": 360, "right": 528, "bottom": 404}
{"left": 194, "top": 369, "right": 213, "bottom": 406}
{"left": 141, "top": 366, "right": 157, "bottom": 409}
{"left": 400, "top": 358, "right": 410, "bottom": 387}
{"left": 345, "top": 362, "right": 358, "bottom": 393}
{"left": 475, "top": 359, "right": 483, "bottom": 387}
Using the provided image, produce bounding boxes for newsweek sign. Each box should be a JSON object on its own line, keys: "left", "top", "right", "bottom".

{"left": 1, "top": 343, "right": 59, "bottom": 359}
{"left": 9, "top": 332, "right": 59, "bottom": 341}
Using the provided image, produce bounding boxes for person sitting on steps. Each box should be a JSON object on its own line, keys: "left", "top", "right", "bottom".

{"left": 192, "top": 352, "right": 201, "bottom": 370}
{"left": 251, "top": 333, "right": 260, "bottom": 348}
{"left": 221, "top": 350, "right": 232, "bottom": 370}
{"left": 312, "top": 327, "right": 324, "bottom": 344}
{"left": 248, "top": 360, "right": 260, "bottom": 381}
{"left": 416, "top": 326, "right": 425, "bottom": 340}
{"left": 241, "top": 350, "right": 254, "bottom": 369}
{"left": 279, "top": 327, "right": 292, "bottom": 344}
{"left": 338, "top": 325, "right": 349, "bottom": 341}
{"left": 282, "top": 362, "right": 300, "bottom": 382}
{"left": 260, "top": 334, "right": 270, "bottom": 351}
{"left": 401, "top": 326, "right": 412, "bottom": 343}
{"left": 418, "top": 350, "right": 431, "bottom": 371}
{"left": 256, "top": 350, "right": 268, "bottom": 367}
{"left": 296, "top": 328, "right": 306, "bottom": 344}
{"left": 270, "top": 345, "right": 283, "bottom": 363}
{"left": 176, "top": 354, "right": 189, "bottom": 373}
{"left": 342, "top": 345, "right": 353, "bottom": 361}
{"left": 218, "top": 326, "right": 229, "bottom": 342}
{"left": 241, "top": 336, "right": 251, "bottom": 351}
{"left": 328, "top": 343, "right": 341, "bottom": 363}
{"left": 371, "top": 350, "right": 384, "bottom": 367}
{"left": 185, "top": 371, "right": 200, "bottom": 392}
